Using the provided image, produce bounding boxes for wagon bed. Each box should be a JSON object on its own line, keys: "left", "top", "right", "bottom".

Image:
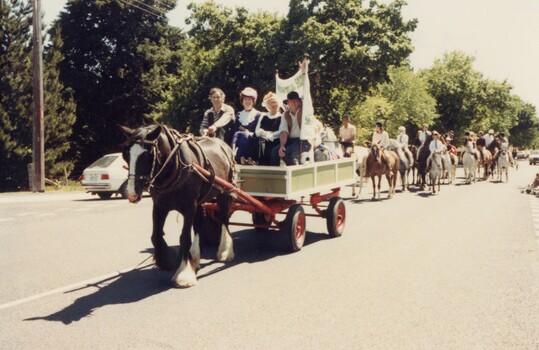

{"left": 199, "top": 158, "right": 357, "bottom": 251}
{"left": 234, "top": 158, "right": 356, "bottom": 199}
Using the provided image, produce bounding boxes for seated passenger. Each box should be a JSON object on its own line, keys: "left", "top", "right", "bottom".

{"left": 199, "top": 87, "right": 235, "bottom": 144}
{"left": 231, "top": 87, "right": 261, "bottom": 164}
{"left": 255, "top": 92, "right": 282, "bottom": 165}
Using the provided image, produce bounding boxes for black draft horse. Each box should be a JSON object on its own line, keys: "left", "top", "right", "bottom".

{"left": 120, "top": 123, "right": 235, "bottom": 288}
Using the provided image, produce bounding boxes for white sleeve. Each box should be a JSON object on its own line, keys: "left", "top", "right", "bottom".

{"left": 255, "top": 116, "right": 265, "bottom": 137}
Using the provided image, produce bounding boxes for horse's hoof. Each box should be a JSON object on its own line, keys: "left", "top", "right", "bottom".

{"left": 172, "top": 276, "right": 198, "bottom": 288}
{"left": 172, "top": 260, "right": 198, "bottom": 288}
{"left": 217, "top": 250, "right": 235, "bottom": 262}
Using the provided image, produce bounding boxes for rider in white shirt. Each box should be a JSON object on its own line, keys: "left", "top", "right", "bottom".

{"left": 371, "top": 121, "right": 393, "bottom": 175}
{"left": 426, "top": 131, "right": 445, "bottom": 170}
{"left": 396, "top": 126, "right": 409, "bottom": 148}
{"left": 484, "top": 129, "right": 495, "bottom": 148}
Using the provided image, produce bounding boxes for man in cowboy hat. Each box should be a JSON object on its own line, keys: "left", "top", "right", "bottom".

{"left": 270, "top": 90, "right": 311, "bottom": 165}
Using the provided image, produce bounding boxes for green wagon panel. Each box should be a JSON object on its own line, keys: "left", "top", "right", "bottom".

{"left": 337, "top": 161, "right": 356, "bottom": 182}
{"left": 238, "top": 169, "right": 287, "bottom": 194}
{"left": 290, "top": 168, "right": 315, "bottom": 193}
{"left": 316, "top": 164, "right": 337, "bottom": 186}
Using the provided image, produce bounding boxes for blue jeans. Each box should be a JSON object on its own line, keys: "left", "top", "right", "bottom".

{"left": 270, "top": 138, "right": 312, "bottom": 166}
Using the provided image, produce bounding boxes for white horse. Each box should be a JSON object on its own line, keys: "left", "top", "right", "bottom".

{"left": 462, "top": 149, "right": 477, "bottom": 184}
{"left": 496, "top": 149, "right": 510, "bottom": 182}
{"left": 445, "top": 152, "right": 458, "bottom": 184}
{"left": 316, "top": 125, "right": 343, "bottom": 161}
{"left": 349, "top": 145, "right": 370, "bottom": 197}
{"left": 429, "top": 151, "right": 443, "bottom": 194}
{"left": 388, "top": 139, "right": 414, "bottom": 192}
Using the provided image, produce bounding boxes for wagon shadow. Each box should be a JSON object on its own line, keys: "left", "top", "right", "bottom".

{"left": 24, "top": 259, "right": 171, "bottom": 325}
{"left": 197, "top": 228, "right": 330, "bottom": 280}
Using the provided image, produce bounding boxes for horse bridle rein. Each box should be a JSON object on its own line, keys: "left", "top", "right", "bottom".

{"left": 130, "top": 126, "right": 220, "bottom": 199}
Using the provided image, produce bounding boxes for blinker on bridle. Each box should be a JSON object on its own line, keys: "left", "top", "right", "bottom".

{"left": 128, "top": 138, "right": 159, "bottom": 187}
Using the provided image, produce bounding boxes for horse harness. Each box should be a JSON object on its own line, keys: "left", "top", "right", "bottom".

{"left": 136, "top": 126, "right": 228, "bottom": 202}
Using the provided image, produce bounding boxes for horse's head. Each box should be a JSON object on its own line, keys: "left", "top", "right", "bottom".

{"left": 320, "top": 125, "right": 338, "bottom": 149}
{"left": 120, "top": 124, "right": 162, "bottom": 203}
{"left": 370, "top": 143, "right": 382, "bottom": 163}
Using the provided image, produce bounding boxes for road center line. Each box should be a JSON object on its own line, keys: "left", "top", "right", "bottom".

{"left": 16, "top": 212, "right": 38, "bottom": 217}
{"left": 0, "top": 259, "right": 154, "bottom": 312}
{"left": 0, "top": 218, "right": 15, "bottom": 222}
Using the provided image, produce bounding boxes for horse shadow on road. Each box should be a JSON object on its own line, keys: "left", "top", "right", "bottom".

{"left": 24, "top": 260, "right": 170, "bottom": 325}
{"left": 24, "top": 228, "right": 329, "bottom": 325}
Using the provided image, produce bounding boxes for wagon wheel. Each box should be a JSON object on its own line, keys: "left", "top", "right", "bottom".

{"left": 326, "top": 197, "right": 345, "bottom": 237}
{"left": 284, "top": 204, "right": 306, "bottom": 252}
{"left": 252, "top": 212, "right": 272, "bottom": 232}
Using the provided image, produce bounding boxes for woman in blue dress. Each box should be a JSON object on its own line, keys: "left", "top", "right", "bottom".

{"left": 231, "top": 87, "right": 261, "bottom": 164}
{"left": 255, "top": 92, "right": 282, "bottom": 165}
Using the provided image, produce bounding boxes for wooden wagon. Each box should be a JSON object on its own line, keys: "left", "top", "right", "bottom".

{"left": 199, "top": 158, "right": 356, "bottom": 251}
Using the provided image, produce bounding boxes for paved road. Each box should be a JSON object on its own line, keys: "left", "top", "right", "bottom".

{"left": 1, "top": 162, "right": 538, "bottom": 349}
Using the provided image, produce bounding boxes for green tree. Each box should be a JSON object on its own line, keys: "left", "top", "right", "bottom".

{"left": 509, "top": 98, "right": 539, "bottom": 149}
{"left": 163, "top": 1, "right": 284, "bottom": 132}
{"left": 0, "top": 1, "right": 78, "bottom": 191}
{"left": 378, "top": 65, "right": 438, "bottom": 138}
{"left": 0, "top": 0, "right": 33, "bottom": 191}
{"left": 44, "top": 24, "right": 77, "bottom": 179}
{"left": 350, "top": 94, "right": 393, "bottom": 143}
{"left": 421, "top": 51, "right": 522, "bottom": 142}
{"left": 420, "top": 51, "right": 484, "bottom": 138}
{"left": 282, "top": 0, "right": 417, "bottom": 125}
{"left": 56, "top": 0, "right": 180, "bottom": 170}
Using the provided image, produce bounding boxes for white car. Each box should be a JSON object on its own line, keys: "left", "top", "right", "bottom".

{"left": 529, "top": 150, "right": 539, "bottom": 165}
{"left": 81, "top": 153, "right": 128, "bottom": 199}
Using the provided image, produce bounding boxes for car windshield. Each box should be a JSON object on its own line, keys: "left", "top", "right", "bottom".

{"left": 88, "top": 155, "right": 118, "bottom": 168}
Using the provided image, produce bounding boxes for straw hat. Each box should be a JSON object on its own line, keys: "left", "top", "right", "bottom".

{"left": 261, "top": 92, "right": 280, "bottom": 109}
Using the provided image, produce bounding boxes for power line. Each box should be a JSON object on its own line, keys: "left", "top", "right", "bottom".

{"left": 152, "top": 0, "right": 175, "bottom": 12}
{"left": 117, "top": 0, "right": 163, "bottom": 18}
{"left": 130, "top": 0, "right": 168, "bottom": 16}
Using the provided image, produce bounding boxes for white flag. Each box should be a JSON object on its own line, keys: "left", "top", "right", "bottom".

{"left": 275, "top": 63, "right": 316, "bottom": 140}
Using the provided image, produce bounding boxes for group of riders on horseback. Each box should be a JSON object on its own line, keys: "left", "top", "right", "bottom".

{"left": 362, "top": 121, "right": 516, "bottom": 196}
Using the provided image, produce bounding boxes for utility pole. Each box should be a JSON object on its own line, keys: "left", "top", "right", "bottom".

{"left": 32, "top": 0, "right": 45, "bottom": 192}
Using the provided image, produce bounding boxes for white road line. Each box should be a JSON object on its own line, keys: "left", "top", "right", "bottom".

{"left": 74, "top": 208, "right": 92, "bottom": 212}
{"left": 0, "top": 260, "right": 154, "bottom": 312}
{"left": 0, "top": 218, "right": 15, "bottom": 222}
{"left": 55, "top": 208, "right": 69, "bottom": 212}
{"left": 37, "top": 213, "right": 55, "bottom": 217}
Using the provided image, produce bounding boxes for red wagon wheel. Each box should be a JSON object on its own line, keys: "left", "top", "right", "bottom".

{"left": 284, "top": 204, "right": 306, "bottom": 252}
{"left": 326, "top": 197, "right": 345, "bottom": 237}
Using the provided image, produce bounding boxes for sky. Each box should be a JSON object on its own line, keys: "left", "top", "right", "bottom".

{"left": 41, "top": 0, "right": 539, "bottom": 111}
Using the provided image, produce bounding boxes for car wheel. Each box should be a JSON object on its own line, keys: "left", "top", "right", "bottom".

{"left": 97, "top": 192, "right": 113, "bottom": 200}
